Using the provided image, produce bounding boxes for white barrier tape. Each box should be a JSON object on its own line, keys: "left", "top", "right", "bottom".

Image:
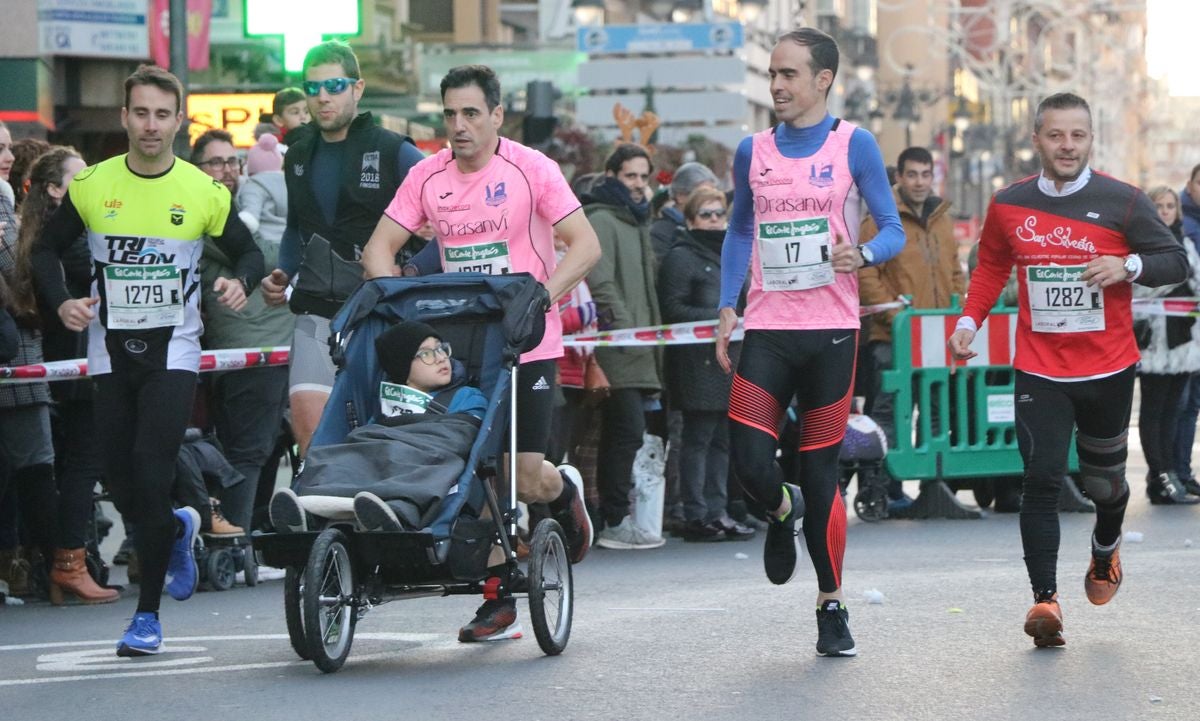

{"left": 0, "top": 347, "right": 291, "bottom": 385}
{"left": 1131, "top": 298, "right": 1200, "bottom": 317}
{"left": 562, "top": 300, "right": 908, "bottom": 348}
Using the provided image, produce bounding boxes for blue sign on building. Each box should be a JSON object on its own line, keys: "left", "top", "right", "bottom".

{"left": 577, "top": 22, "right": 744, "bottom": 55}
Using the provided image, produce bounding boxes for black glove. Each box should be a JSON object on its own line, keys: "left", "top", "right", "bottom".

{"left": 534, "top": 282, "right": 552, "bottom": 314}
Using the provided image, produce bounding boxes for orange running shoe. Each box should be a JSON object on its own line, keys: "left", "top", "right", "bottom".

{"left": 1084, "top": 547, "right": 1122, "bottom": 605}
{"left": 1024, "top": 595, "right": 1065, "bottom": 648}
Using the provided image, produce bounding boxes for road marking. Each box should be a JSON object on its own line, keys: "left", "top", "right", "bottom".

{"left": 0, "top": 632, "right": 458, "bottom": 686}
{"left": 38, "top": 646, "right": 213, "bottom": 672}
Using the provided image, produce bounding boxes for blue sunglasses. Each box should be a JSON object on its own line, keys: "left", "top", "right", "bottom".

{"left": 302, "top": 77, "right": 356, "bottom": 97}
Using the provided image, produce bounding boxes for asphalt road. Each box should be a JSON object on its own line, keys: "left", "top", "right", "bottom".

{"left": 2, "top": 437, "right": 1199, "bottom": 720}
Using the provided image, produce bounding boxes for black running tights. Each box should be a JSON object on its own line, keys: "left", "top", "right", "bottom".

{"left": 94, "top": 369, "right": 196, "bottom": 613}
{"left": 1014, "top": 366, "right": 1135, "bottom": 597}
{"left": 728, "top": 329, "right": 856, "bottom": 593}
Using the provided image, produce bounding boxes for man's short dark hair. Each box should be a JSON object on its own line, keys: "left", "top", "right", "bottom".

{"left": 897, "top": 147, "right": 934, "bottom": 174}
{"left": 1033, "top": 92, "right": 1091, "bottom": 133}
{"left": 604, "top": 143, "right": 653, "bottom": 175}
{"left": 777, "top": 28, "right": 839, "bottom": 97}
{"left": 273, "top": 87, "right": 305, "bottom": 116}
{"left": 1190, "top": 163, "right": 1200, "bottom": 184}
{"left": 192, "top": 129, "right": 235, "bottom": 163}
{"left": 440, "top": 65, "right": 502, "bottom": 111}
{"left": 124, "top": 64, "right": 184, "bottom": 113}
{"left": 303, "top": 40, "right": 360, "bottom": 79}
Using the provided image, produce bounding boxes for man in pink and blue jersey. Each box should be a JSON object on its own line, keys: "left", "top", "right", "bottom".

{"left": 361, "top": 65, "right": 601, "bottom": 643}
{"left": 715, "top": 28, "right": 905, "bottom": 657}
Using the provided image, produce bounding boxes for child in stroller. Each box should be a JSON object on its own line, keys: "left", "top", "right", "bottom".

{"left": 268, "top": 320, "right": 486, "bottom": 534}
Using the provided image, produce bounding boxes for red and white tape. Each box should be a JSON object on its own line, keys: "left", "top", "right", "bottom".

{"left": 1131, "top": 297, "right": 1200, "bottom": 317}
{"left": 0, "top": 301, "right": 914, "bottom": 381}
{"left": 561, "top": 300, "right": 908, "bottom": 348}
{"left": 0, "top": 347, "right": 291, "bottom": 384}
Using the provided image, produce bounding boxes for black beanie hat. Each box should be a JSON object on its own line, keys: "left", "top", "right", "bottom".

{"left": 375, "top": 320, "right": 441, "bottom": 384}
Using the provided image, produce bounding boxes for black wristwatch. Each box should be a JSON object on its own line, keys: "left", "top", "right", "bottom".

{"left": 857, "top": 245, "right": 873, "bottom": 267}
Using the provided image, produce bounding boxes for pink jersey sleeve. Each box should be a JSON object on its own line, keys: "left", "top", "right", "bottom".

{"left": 384, "top": 155, "right": 437, "bottom": 232}
{"left": 530, "top": 151, "right": 581, "bottom": 224}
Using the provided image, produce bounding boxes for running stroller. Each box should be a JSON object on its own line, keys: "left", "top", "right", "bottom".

{"left": 254, "top": 273, "right": 574, "bottom": 673}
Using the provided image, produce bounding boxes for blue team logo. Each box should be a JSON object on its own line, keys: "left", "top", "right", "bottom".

{"left": 808, "top": 163, "right": 834, "bottom": 188}
{"left": 485, "top": 181, "right": 507, "bottom": 207}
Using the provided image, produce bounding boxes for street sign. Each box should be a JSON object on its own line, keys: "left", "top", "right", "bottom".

{"left": 577, "top": 91, "right": 747, "bottom": 127}
{"left": 577, "top": 22, "right": 743, "bottom": 55}
{"left": 579, "top": 56, "right": 745, "bottom": 91}
{"left": 38, "top": 0, "right": 150, "bottom": 59}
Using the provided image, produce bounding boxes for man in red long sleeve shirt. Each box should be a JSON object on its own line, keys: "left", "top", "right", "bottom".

{"left": 948, "top": 93, "right": 1187, "bottom": 648}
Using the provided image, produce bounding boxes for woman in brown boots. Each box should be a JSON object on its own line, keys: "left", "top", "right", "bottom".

{"left": 8, "top": 145, "right": 117, "bottom": 604}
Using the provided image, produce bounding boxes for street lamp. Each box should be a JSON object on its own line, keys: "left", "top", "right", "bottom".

{"left": 883, "top": 65, "right": 937, "bottom": 148}
{"left": 571, "top": 0, "right": 605, "bottom": 26}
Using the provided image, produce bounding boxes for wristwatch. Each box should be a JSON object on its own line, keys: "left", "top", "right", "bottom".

{"left": 1122, "top": 255, "right": 1141, "bottom": 280}
{"left": 857, "top": 245, "right": 873, "bottom": 267}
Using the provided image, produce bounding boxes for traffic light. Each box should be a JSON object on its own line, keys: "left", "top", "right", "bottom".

{"left": 523, "top": 80, "right": 558, "bottom": 147}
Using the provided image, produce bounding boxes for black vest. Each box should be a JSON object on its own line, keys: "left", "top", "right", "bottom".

{"left": 284, "top": 112, "right": 414, "bottom": 317}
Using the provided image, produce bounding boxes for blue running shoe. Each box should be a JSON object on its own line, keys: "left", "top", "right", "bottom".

{"left": 116, "top": 612, "right": 163, "bottom": 657}
{"left": 164, "top": 507, "right": 200, "bottom": 601}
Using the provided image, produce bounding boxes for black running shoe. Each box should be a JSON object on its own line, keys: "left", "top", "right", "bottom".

{"left": 815, "top": 600, "right": 857, "bottom": 657}
{"left": 551, "top": 465, "right": 593, "bottom": 564}
{"left": 763, "top": 483, "right": 804, "bottom": 585}
{"left": 458, "top": 598, "right": 522, "bottom": 642}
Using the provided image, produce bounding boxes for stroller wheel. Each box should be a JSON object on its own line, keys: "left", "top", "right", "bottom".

{"left": 303, "top": 528, "right": 357, "bottom": 673}
{"left": 283, "top": 567, "right": 310, "bottom": 660}
{"left": 527, "top": 518, "right": 573, "bottom": 656}
{"left": 853, "top": 485, "right": 889, "bottom": 523}
{"left": 206, "top": 549, "right": 236, "bottom": 592}
{"left": 242, "top": 544, "right": 259, "bottom": 587}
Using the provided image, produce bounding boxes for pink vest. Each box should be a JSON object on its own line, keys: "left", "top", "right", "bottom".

{"left": 745, "top": 120, "right": 862, "bottom": 330}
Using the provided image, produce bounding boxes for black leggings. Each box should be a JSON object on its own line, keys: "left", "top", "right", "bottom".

{"left": 1014, "top": 365, "right": 1135, "bottom": 597}
{"left": 94, "top": 368, "right": 196, "bottom": 614}
{"left": 1138, "top": 373, "right": 1189, "bottom": 477}
{"left": 728, "top": 329, "right": 857, "bottom": 593}
{"left": 53, "top": 400, "right": 104, "bottom": 549}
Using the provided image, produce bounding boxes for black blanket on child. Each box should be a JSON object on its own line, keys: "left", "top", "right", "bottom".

{"left": 294, "top": 413, "right": 480, "bottom": 529}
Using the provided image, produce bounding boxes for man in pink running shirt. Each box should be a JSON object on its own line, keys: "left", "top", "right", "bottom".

{"left": 362, "top": 65, "right": 601, "bottom": 643}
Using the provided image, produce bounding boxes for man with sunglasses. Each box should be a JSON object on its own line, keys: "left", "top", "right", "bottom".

{"left": 193, "top": 129, "right": 293, "bottom": 534}
{"left": 261, "top": 40, "right": 425, "bottom": 458}
{"left": 361, "top": 64, "right": 601, "bottom": 643}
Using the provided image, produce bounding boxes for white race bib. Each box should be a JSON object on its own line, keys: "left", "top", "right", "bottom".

{"left": 1026, "top": 265, "right": 1105, "bottom": 334}
{"left": 380, "top": 382, "right": 433, "bottom": 417}
{"left": 757, "top": 217, "right": 834, "bottom": 291}
{"left": 102, "top": 264, "right": 184, "bottom": 330}
{"left": 442, "top": 240, "right": 511, "bottom": 275}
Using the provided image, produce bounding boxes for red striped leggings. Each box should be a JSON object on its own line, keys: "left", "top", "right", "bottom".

{"left": 728, "top": 328, "right": 857, "bottom": 592}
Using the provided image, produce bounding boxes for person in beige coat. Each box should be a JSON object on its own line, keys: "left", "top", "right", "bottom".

{"left": 858, "top": 147, "right": 965, "bottom": 506}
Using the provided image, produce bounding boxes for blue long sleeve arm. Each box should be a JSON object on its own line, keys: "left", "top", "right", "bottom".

{"left": 720, "top": 136, "right": 756, "bottom": 310}
{"left": 847, "top": 129, "right": 904, "bottom": 264}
